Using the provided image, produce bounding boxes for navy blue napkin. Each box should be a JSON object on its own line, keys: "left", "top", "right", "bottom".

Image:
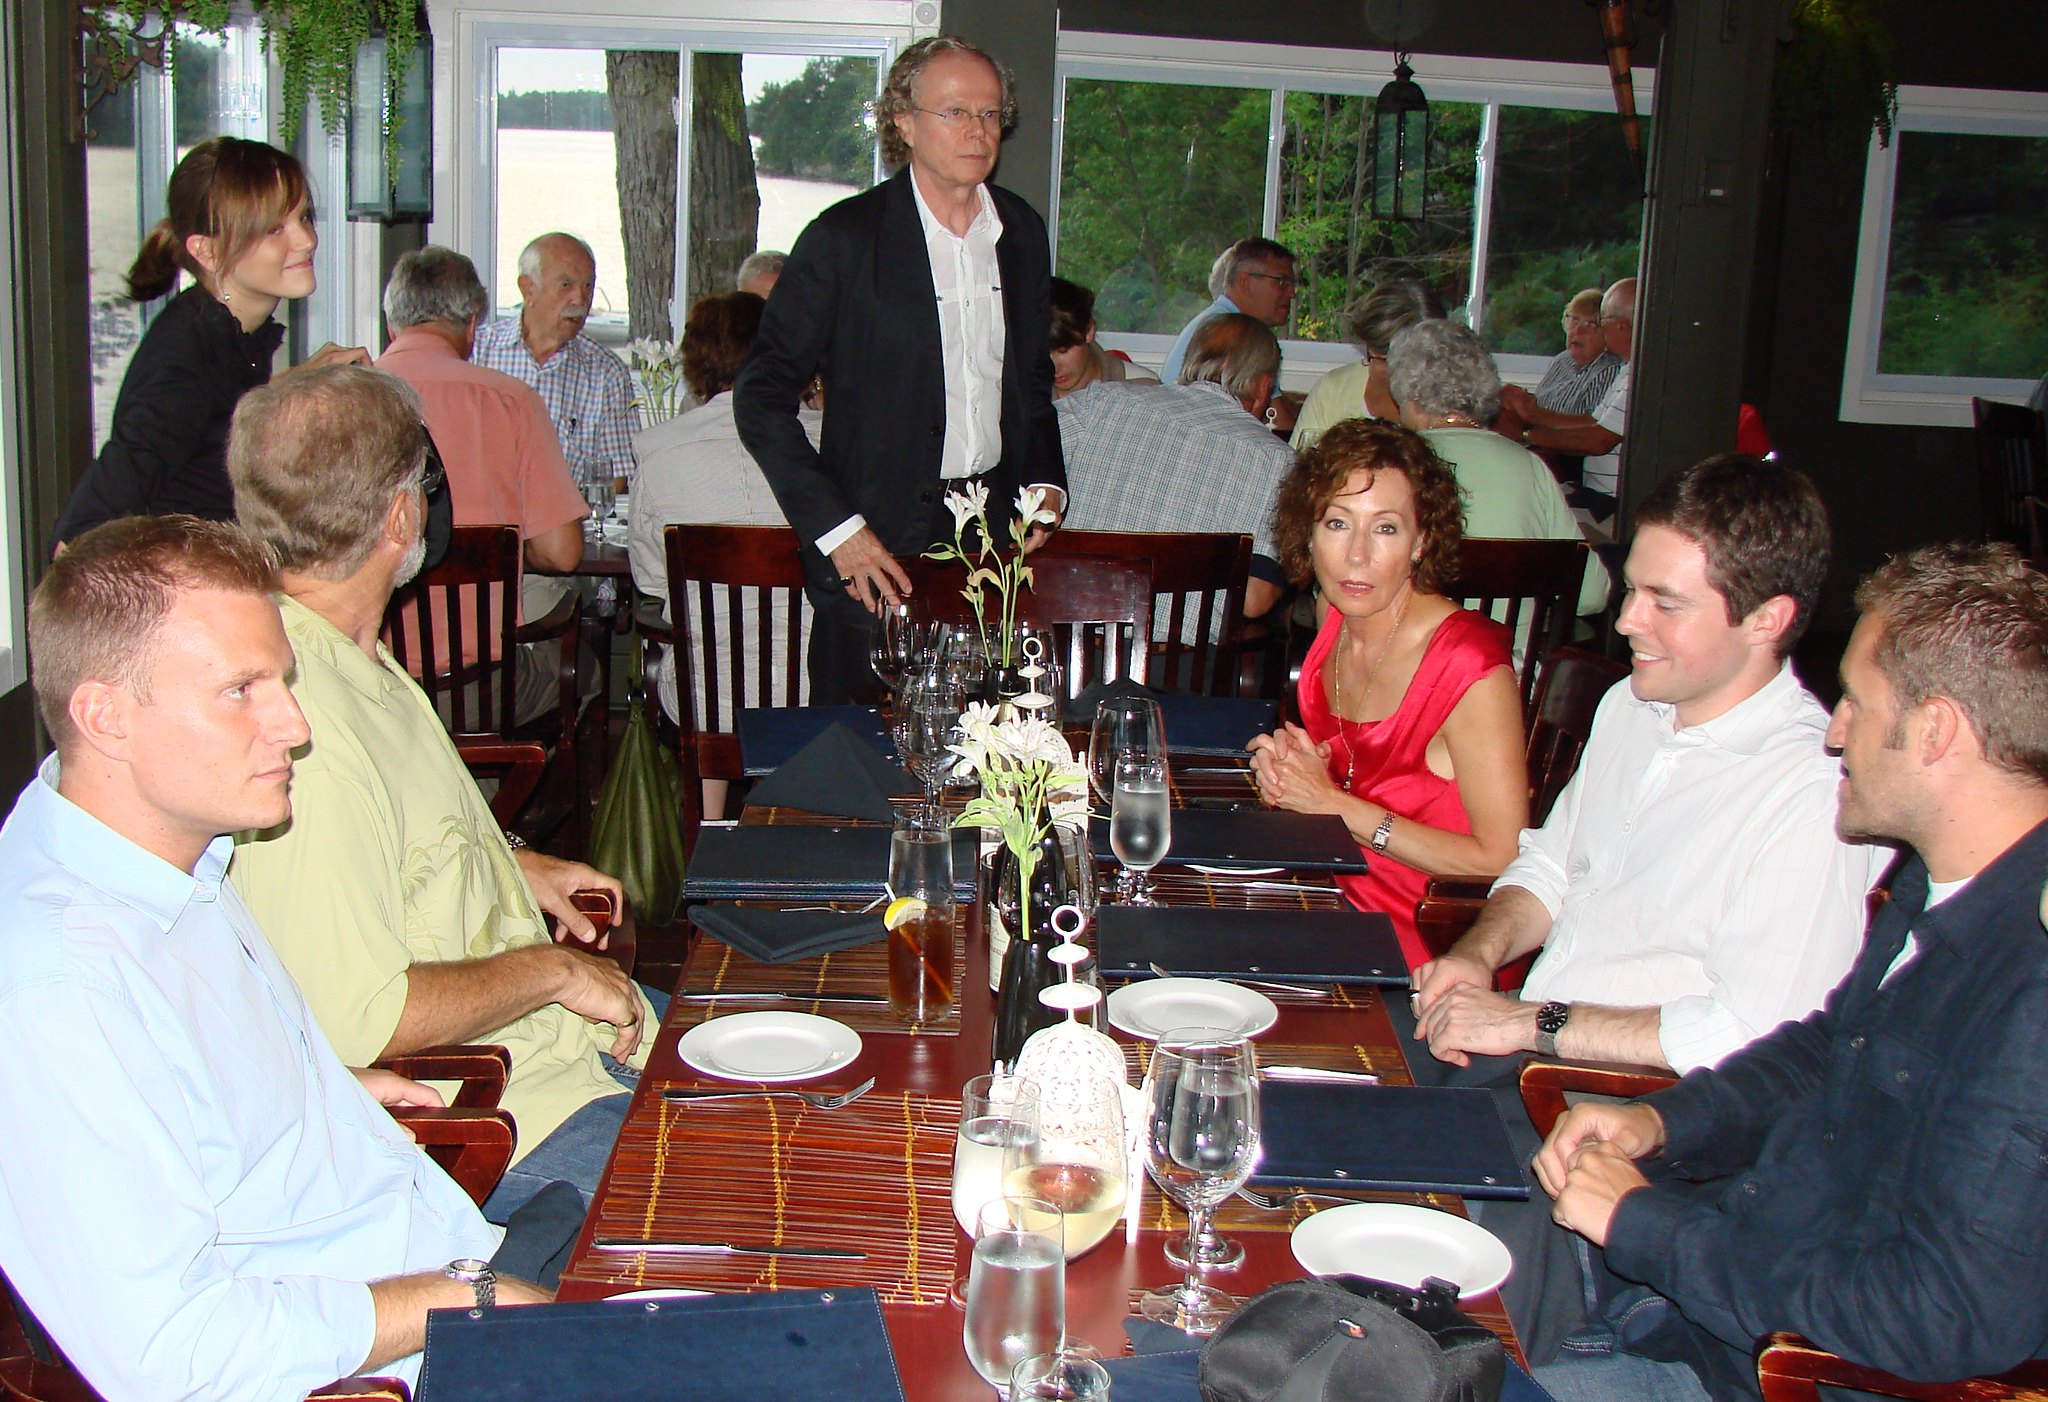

{"left": 688, "top": 904, "right": 887, "bottom": 963}
{"left": 742, "top": 720, "right": 911, "bottom": 821}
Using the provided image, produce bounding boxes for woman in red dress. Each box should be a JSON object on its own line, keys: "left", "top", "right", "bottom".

{"left": 1249, "top": 419, "right": 1528, "bottom": 969}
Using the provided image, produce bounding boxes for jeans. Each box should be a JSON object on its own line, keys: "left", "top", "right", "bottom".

{"left": 1536, "top": 1351, "right": 1712, "bottom": 1402}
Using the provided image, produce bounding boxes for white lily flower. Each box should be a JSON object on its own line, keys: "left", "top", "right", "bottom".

{"left": 944, "top": 488, "right": 980, "bottom": 535}
{"left": 1015, "top": 486, "right": 1058, "bottom": 529}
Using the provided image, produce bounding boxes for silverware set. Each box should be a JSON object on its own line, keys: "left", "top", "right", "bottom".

{"left": 1146, "top": 960, "right": 1331, "bottom": 998}
{"left": 661, "top": 1076, "right": 877, "bottom": 1109}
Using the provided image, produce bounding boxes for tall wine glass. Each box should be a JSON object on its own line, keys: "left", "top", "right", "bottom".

{"left": 870, "top": 600, "right": 928, "bottom": 697}
{"left": 1001, "top": 1073, "right": 1127, "bottom": 1262}
{"left": 1138, "top": 1029, "right": 1262, "bottom": 1335}
{"left": 1110, "top": 754, "right": 1171, "bottom": 907}
{"left": 1089, "top": 699, "right": 1164, "bottom": 901}
{"left": 899, "top": 667, "right": 964, "bottom": 823}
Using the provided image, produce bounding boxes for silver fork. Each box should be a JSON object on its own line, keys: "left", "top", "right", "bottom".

{"left": 1236, "top": 1186, "right": 1372, "bottom": 1210}
{"left": 1147, "top": 960, "right": 1330, "bottom": 998}
{"left": 661, "top": 1075, "right": 877, "bottom": 1109}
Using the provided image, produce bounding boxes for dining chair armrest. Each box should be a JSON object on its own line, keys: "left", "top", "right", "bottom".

{"left": 1415, "top": 876, "right": 1494, "bottom": 960}
{"left": 1518, "top": 1057, "right": 1679, "bottom": 1139}
{"left": 547, "top": 889, "right": 639, "bottom": 979}
{"left": 452, "top": 737, "right": 547, "bottom": 829}
{"left": 374, "top": 1044, "right": 512, "bottom": 1109}
{"left": 311, "top": 1378, "right": 412, "bottom": 1402}
{"left": 391, "top": 1107, "right": 517, "bottom": 1207}
{"left": 514, "top": 590, "right": 580, "bottom": 647}
{"left": 1756, "top": 1331, "right": 2048, "bottom": 1401}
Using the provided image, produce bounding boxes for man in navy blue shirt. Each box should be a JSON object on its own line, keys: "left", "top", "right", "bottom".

{"left": 1533, "top": 541, "right": 2048, "bottom": 1402}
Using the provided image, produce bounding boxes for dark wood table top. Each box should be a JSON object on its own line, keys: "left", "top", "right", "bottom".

{"left": 558, "top": 775, "right": 1521, "bottom": 1395}
{"left": 531, "top": 533, "right": 630, "bottom": 578}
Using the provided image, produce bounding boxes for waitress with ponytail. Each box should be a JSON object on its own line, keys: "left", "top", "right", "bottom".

{"left": 55, "top": 136, "right": 366, "bottom": 546}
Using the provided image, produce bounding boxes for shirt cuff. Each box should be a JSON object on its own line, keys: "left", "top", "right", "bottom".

{"left": 1491, "top": 860, "right": 1565, "bottom": 919}
{"left": 1026, "top": 483, "right": 1067, "bottom": 515}
{"left": 815, "top": 515, "right": 866, "bottom": 557}
{"left": 1600, "top": 1179, "right": 1694, "bottom": 1289}
{"left": 1657, "top": 994, "right": 1754, "bottom": 1074}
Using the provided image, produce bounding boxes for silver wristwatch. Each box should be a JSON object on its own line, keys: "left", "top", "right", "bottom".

{"left": 445, "top": 1258, "right": 496, "bottom": 1309}
{"left": 1534, "top": 1000, "right": 1572, "bottom": 1058}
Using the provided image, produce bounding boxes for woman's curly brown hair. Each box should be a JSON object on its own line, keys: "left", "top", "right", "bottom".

{"left": 1271, "top": 418, "right": 1466, "bottom": 595}
{"left": 681, "top": 291, "right": 765, "bottom": 400}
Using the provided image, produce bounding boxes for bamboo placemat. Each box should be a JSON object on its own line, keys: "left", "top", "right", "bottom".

{"left": 674, "top": 932, "right": 964, "bottom": 1037}
{"left": 566, "top": 1088, "right": 960, "bottom": 1306}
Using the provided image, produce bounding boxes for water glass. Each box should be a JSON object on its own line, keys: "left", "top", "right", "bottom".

{"left": 1090, "top": 700, "right": 1166, "bottom": 901}
{"left": 963, "top": 1195, "right": 1065, "bottom": 1388}
{"left": 887, "top": 810, "right": 956, "bottom": 1023}
{"left": 899, "top": 667, "right": 965, "bottom": 821}
{"left": 954, "top": 1075, "right": 1042, "bottom": 1236}
{"left": 1008, "top": 1348, "right": 1112, "bottom": 1401}
{"left": 1137, "top": 1029, "right": 1262, "bottom": 1335}
{"left": 581, "top": 476, "right": 615, "bottom": 533}
{"left": 1109, "top": 757, "right": 1171, "bottom": 907}
{"left": 871, "top": 600, "right": 928, "bottom": 695}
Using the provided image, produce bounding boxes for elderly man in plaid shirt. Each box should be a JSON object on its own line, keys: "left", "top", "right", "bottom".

{"left": 1056, "top": 312, "right": 1292, "bottom": 621}
{"left": 475, "top": 232, "right": 640, "bottom": 492}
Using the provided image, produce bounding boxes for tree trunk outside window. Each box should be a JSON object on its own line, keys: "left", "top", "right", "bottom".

{"left": 606, "top": 50, "right": 680, "bottom": 342}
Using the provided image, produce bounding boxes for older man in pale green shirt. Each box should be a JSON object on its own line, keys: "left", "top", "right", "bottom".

{"left": 225, "top": 365, "right": 652, "bottom": 1222}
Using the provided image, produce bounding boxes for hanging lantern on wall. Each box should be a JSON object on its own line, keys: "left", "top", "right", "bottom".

{"left": 1371, "top": 52, "right": 1429, "bottom": 222}
{"left": 347, "top": 7, "right": 433, "bottom": 221}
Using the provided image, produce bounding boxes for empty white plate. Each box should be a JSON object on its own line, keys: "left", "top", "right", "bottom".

{"left": 1105, "top": 977, "right": 1278, "bottom": 1040}
{"left": 607, "top": 1287, "right": 710, "bottom": 1301}
{"left": 676, "top": 1011, "right": 863, "bottom": 1083}
{"left": 1289, "top": 1202, "right": 1512, "bottom": 1297}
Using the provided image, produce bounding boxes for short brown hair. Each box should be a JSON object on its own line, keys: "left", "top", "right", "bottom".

{"left": 681, "top": 291, "right": 765, "bottom": 400}
{"left": 1855, "top": 542, "right": 2048, "bottom": 783}
{"left": 31, "top": 516, "right": 276, "bottom": 747}
{"left": 876, "top": 36, "right": 1014, "bottom": 169}
{"left": 229, "top": 366, "right": 427, "bottom": 579}
{"left": 1636, "top": 453, "right": 1830, "bottom": 658}
{"left": 1272, "top": 418, "right": 1464, "bottom": 594}
{"left": 1049, "top": 277, "right": 1095, "bottom": 351}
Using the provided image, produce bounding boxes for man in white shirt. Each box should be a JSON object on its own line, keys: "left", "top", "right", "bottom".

{"left": 1408, "top": 454, "right": 1888, "bottom": 1361}
{"left": 735, "top": 35, "right": 1065, "bottom": 703}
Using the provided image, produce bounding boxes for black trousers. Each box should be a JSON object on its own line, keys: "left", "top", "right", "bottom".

{"left": 805, "top": 491, "right": 968, "bottom": 705}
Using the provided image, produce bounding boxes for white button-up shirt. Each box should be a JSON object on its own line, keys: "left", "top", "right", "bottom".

{"left": 1508, "top": 664, "right": 1891, "bottom": 1071}
{"left": 815, "top": 176, "right": 1008, "bottom": 558}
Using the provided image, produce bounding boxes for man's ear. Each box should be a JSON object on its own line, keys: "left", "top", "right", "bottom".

{"left": 1914, "top": 695, "right": 1970, "bottom": 768}
{"left": 69, "top": 680, "right": 134, "bottom": 762}
{"left": 1245, "top": 372, "right": 1276, "bottom": 419}
{"left": 385, "top": 485, "right": 419, "bottom": 552}
{"left": 1745, "top": 593, "right": 1799, "bottom": 654}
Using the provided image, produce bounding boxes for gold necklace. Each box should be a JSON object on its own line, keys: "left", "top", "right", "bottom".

{"left": 1329, "top": 587, "right": 1413, "bottom": 788}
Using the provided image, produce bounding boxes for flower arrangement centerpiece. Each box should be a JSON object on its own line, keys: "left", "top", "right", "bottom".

{"left": 926, "top": 482, "right": 1060, "bottom": 671}
{"left": 625, "top": 337, "right": 687, "bottom": 423}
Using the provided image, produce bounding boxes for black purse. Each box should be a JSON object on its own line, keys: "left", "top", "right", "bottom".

{"left": 1198, "top": 1275, "right": 1506, "bottom": 1402}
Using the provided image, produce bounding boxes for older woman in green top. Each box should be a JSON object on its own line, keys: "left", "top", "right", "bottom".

{"left": 1290, "top": 278, "right": 1446, "bottom": 452}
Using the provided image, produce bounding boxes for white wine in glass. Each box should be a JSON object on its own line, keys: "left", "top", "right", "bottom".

{"left": 1000, "top": 1074, "right": 1127, "bottom": 1259}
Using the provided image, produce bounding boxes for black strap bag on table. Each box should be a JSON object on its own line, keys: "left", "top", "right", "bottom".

{"left": 1199, "top": 1275, "right": 1505, "bottom": 1402}
{"left": 589, "top": 637, "right": 687, "bottom": 926}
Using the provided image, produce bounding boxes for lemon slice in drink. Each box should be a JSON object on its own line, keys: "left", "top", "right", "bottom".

{"left": 883, "top": 896, "right": 929, "bottom": 931}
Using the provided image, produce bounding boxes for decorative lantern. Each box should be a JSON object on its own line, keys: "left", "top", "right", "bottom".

{"left": 1371, "top": 52, "right": 1430, "bottom": 222}
{"left": 347, "top": 8, "right": 433, "bottom": 221}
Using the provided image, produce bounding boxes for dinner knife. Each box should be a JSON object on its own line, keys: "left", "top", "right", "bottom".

{"left": 676, "top": 990, "right": 890, "bottom": 1006}
{"left": 593, "top": 1236, "right": 867, "bottom": 1260}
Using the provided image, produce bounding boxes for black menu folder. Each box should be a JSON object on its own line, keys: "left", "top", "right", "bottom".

{"left": 1252, "top": 1082, "right": 1531, "bottom": 1200}
{"left": 682, "top": 824, "right": 976, "bottom": 903}
{"left": 737, "top": 705, "right": 897, "bottom": 776}
{"left": 1096, "top": 906, "right": 1407, "bottom": 986}
{"left": 1088, "top": 808, "right": 1370, "bottom": 873}
{"left": 419, "top": 1287, "right": 907, "bottom": 1402}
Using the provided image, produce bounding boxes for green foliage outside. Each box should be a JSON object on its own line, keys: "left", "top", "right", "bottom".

{"left": 748, "top": 56, "right": 878, "bottom": 187}
{"left": 497, "top": 88, "right": 613, "bottom": 131}
{"left": 1878, "top": 130, "right": 2048, "bottom": 379}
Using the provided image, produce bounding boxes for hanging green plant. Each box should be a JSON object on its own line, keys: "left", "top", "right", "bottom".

{"left": 1776, "top": 0, "right": 1899, "bottom": 166}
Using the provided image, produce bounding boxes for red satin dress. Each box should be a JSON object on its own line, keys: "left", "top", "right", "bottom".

{"left": 1295, "top": 605, "right": 1514, "bottom": 970}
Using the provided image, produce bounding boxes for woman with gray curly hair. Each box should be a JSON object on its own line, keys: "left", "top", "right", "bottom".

{"left": 1290, "top": 278, "right": 1446, "bottom": 452}
{"left": 1387, "top": 319, "right": 1610, "bottom": 622}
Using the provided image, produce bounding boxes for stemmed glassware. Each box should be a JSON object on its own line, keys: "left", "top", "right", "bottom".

{"left": 870, "top": 600, "right": 929, "bottom": 698}
{"left": 899, "top": 666, "right": 965, "bottom": 822}
{"left": 580, "top": 476, "right": 615, "bottom": 536}
{"left": 1138, "top": 1029, "right": 1262, "bottom": 1335}
{"left": 963, "top": 1195, "right": 1066, "bottom": 1388}
{"left": 1089, "top": 699, "right": 1166, "bottom": 903}
{"left": 1109, "top": 751, "right": 1171, "bottom": 907}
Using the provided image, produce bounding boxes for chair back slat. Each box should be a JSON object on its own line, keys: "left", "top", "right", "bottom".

{"left": 903, "top": 552, "right": 1154, "bottom": 697}
{"left": 1973, "top": 396, "right": 2048, "bottom": 545}
{"left": 1044, "top": 530, "right": 1252, "bottom": 695}
{"left": 381, "top": 525, "right": 523, "bottom": 738}
{"left": 1524, "top": 646, "right": 1629, "bottom": 825}
{"left": 663, "top": 525, "right": 813, "bottom": 780}
{"left": 1454, "top": 538, "right": 1591, "bottom": 716}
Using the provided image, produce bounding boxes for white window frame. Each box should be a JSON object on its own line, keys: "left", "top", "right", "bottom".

{"left": 428, "top": 0, "right": 919, "bottom": 341}
{"left": 1052, "top": 31, "right": 1655, "bottom": 390}
{"left": 1839, "top": 83, "right": 2048, "bottom": 428}
{"left": 0, "top": 14, "right": 27, "bottom": 690}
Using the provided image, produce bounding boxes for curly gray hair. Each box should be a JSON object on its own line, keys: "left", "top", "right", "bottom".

{"left": 875, "top": 36, "right": 1014, "bottom": 169}
{"left": 1387, "top": 319, "right": 1501, "bottom": 425}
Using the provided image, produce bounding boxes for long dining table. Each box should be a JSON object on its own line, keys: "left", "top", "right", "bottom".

{"left": 554, "top": 770, "right": 1523, "bottom": 1397}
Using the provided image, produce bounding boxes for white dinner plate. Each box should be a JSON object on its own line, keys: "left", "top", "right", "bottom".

{"left": 676, "top": 1011, "right": 863, "bottom": 1082}
{"left": 1105, "top": 977, "right": 1278, "bottom": 1040}
{"left": 1289, "top": 1203, "right": 1512, "bottom": 1297}
{"left": 1186, "top": 863, "right": 1286, "bottom": 877}
{"left": 607, "top": 1287, "right": 710, "bottom": 1301}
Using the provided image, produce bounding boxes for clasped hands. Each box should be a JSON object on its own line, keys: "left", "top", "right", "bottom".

{"left": 1532, "top": 1100, "right": 1662, "bottom": 1246}
{"left": 1409, "top": 955, "right": 1541, "bottom": 1067}
{"left": 1246, "top": 723, "right": 1346, "bottom": 813}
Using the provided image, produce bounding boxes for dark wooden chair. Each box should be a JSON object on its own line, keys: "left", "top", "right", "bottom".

{"left": 1526, "top": 646, "right": 1630, "bottom": 827}
{"left": 655, "top": 524, "right": 812, "bottom": 839}
{"left": 0, "top": 1047, "right": 515, "bottom": 1402}
{"left": 1972, "top": 397, "right": 2048, "bottom": 546}
{"left": 1042, "top": 530, "right": 1253, "bottom": 695}
{"left": 2025, "top": 495, "right": 2048, "bottom": 568}
{"left": 1455, "top": 538, "right": 1593, "bottom": 716}
{"left": 381, "top": 525, "right": 583, "bottom": 836}
{"left": 1516, "top": 1058, "right": 2048, "bottom": 1402}
{"left": 903, "top": 552, "right": 1154, "bottom": 696}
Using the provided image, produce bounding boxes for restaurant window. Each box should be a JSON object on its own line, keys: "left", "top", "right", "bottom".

{"left": 1840, "top": 85, "right": 2048, "bottom": 426}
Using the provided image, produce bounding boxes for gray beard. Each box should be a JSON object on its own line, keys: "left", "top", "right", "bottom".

{"left": 393, "top": 529, "right": 427, "bottom": 589}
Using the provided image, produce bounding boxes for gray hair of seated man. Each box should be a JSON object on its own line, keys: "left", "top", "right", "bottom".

{"left": 1345, "top": 278, "right": 1446, "bottom": 356}
{"left": 735, "top": 250, "right": 786, "bottom": 293}
{"left": 1207, "top": 236, "right": 1294, "bottom": 299}
{"left": 1388, "top": 319, "right": 1502, "bottom": 426}
{"left": 383, "top": 245, "right": 488, "bottom": 331}
{"left": 517, "top": 231, "right": 595, "bottom": 282}
{"left": 1179, "top": 312, "right": 1281, "bottom": 404}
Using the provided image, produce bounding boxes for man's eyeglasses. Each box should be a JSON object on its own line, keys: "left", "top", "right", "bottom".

{"left": 1246, "top": 272, "right": 1298, "bottom": 291}
{"left": 1563, "top": 316, "right": 1600, "bottom": 332}
{"left": 914, "top": 106, "right": 1010, "bottom": 129}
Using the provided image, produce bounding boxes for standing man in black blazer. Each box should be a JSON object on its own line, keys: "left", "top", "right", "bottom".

{"left": 735, "top": 35, "right": 1067, "bottom": 703}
